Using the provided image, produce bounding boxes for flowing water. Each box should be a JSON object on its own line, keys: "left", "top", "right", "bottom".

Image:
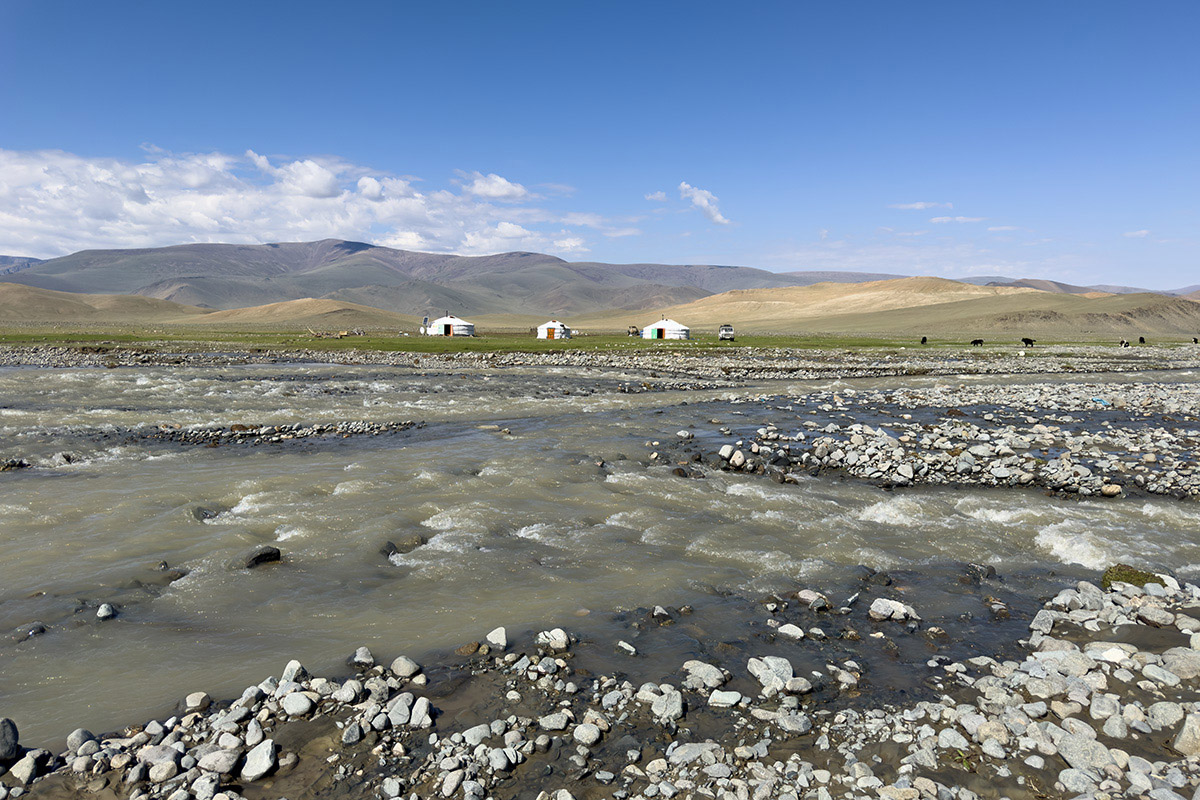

{"left": 3, "top": 364, "right": 1199, "bottom": 748}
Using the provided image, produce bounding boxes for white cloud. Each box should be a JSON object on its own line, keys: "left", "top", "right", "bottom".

{"left": 930, "top": 216, "right": 985, "bottom": 224}
{"left": 987, "top": 225, "right": 1019, "bottom": 232}
{"left": 679, "top": 181, "right": 730, "bottom": 225}
{"left": 644, "top": 190, "right": 667, "bottom": 201}
{"left": 889, "top": 201, "right": 952, "bottom": 210}
{"left": 459, "top": 170, "right": 530, "bottom": 200}
{"left": 0, "top": 148, "right": 607, "bottom": 258}
{"left": 1123, "top": 229, "right": 1150, "bottom": 238}
{"left": 896, "top": 230, "right": 929, "bottom": 237}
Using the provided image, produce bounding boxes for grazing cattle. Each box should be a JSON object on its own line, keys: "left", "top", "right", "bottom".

{"left": 1119, "top": 339, "right": 1130, "bottom": 348}
{"left": 920, "top": 336, "right": 927, "bottom": 345}
{"left": 1193, "top": 337, "right": 1198, "bottom": 344}
{"left": 1139, "top": 336, "right": 1146, "bottom": 344}
{"left": 970, "top": 339, "right": 984, "bottom": 347}
{"left": 1021, "top": 337, "right": 1035, "bottom": 347}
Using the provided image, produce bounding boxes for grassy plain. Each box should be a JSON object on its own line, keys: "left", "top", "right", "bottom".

{"left": 0, "top": 325, "right": 1186, "bottom": 356}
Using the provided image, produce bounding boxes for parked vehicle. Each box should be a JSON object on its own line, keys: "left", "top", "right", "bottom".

{"left": 718, "top": 324, "right": 735, "bottom": 341}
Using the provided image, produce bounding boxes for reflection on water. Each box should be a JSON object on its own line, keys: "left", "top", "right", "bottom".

{"left": 1, "top": 365, "right": 1196, "bottom": 746}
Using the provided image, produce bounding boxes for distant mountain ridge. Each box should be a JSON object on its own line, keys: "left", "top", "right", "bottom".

{"left": 3, "top": 240, "right": 1195, "bottom": 316}
{"left": 4, "top": 239, "right": 814, "bottom": 316}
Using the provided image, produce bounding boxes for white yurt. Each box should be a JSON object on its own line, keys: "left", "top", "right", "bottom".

{"left": 536, "top": 320, "right": 571, "bottom": 340}
{"left": 422, "top": 314, "right": 475, "bottom": 336}
{"left": 641, "top": 318, "right": 690, "bottom": 340}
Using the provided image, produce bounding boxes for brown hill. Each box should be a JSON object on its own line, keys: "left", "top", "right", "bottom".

{"left": 189, "top": 298, "right": 417, "bottom": 329}
{"left": 0, "top": 282, "right": 213, "bottom": 323}
{"left": 578, "top": 278, "right": 1200, "bottom": 338}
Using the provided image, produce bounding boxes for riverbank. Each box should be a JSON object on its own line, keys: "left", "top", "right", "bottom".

{"left": 650, "top": 379, "right": 1200, "bottom": 501}
{"left": 4, "top": 341, "right": 1200, "bottom": 383}
{"left": 4, "top": 566, "right": 1200, "bottom": 800}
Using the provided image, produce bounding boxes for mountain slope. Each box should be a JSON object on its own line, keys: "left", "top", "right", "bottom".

{"left": 3, "top": 239, "right": 819, "bottom": 315}
{"left": 0, "top": 282, "right": 212, "bottom": 323}
{"left": 586, "top": 279, "right": 1200, "bottom": 336}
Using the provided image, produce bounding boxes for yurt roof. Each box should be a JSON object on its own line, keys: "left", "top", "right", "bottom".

{"left": 431, "top": 314, "right": 473, "bottom": 324}
{"left": 538, "top": 319, "right": 569, "bottom": 327}
{"left": 646, "top": 318, "right": 689, "bottom": 329}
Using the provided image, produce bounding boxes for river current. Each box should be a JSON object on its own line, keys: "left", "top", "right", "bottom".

{"left": 2, "top": 364, "right": 1199, "bottom": 748}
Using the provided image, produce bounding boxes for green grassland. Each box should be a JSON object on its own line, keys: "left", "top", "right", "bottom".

{"left": 1, "top": 325, "right": 1189, "bottom": 356}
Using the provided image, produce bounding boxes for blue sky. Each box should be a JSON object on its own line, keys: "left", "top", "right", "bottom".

{"left": 1, "top": 2, "right": 1196, "bottom": 287}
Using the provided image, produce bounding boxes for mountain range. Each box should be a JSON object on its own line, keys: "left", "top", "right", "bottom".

{"left": 3, "top": 239, "right": 1194, "bottom": 318}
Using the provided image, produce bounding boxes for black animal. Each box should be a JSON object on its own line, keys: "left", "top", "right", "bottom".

{"left": 1139, "top": 336, "right": 1146, "bottom": 344}
{"left": 970, "top": 339, "right": 984, "bottom": 347}
{"left": 1193, "top": 337, "right": 1198, "bottom": 344}
{"left": 1021, "top": 337, "right": 1035, "bottom": 347}
{"left": 1119, "top": 339, "right": 1130, "bottom": 348}
{"left": 920, "top": 336, "right": 927, "bottom": 345}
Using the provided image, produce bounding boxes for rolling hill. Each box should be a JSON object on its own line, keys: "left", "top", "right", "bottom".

{"left": 0, "top": 283, "right": 418, "bottom": 329}
{"left": 0, "top": 282, "right": 212, "bottom": 323}
{"left": 579, "top": 277, "right": 1200, "bottom": 337}
{"left": 191, "top": 299, "right": 417, "bottom": 329}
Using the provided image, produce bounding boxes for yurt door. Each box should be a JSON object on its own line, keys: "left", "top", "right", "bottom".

{"left": 443, "top": 324, "right": 453, "bottom": 336}
{"left": 547, "top": 328, "right": 555, "bottom": 339}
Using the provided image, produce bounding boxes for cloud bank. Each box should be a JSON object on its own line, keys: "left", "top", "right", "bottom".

{"left": 0, "top": 148, "right": 600, "bottom": 258}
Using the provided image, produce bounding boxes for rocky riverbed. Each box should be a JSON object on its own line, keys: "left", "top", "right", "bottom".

{"left": 5, "top": 566, "right": 1200, "bottom": 800}
{"left": 652, "top": 379, "right": 1200, "bottom": 501}
{"left": 3, "top": 341, "right": 1200, "bottom": 383}
{"left": 5, "top": 350, "right": 1200, "bottom": 800}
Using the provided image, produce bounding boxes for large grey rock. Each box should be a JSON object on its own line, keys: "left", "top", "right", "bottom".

{"left": 486, "top": 627, "right": 507, "bottom": 649}
{"left": 149, "top": 761, "right": 179, "bottom": 783}
{"left": 409, "top": 697, "right": 433, "bottom": 728}
{"left": 390, "top": 655, "right": 421, "bottom": 678}
{"left": 65, "top": 728, "right": 95, "bottom": 754}
{"left": 1173, "top": 714, "right": 1200, "bottom": 756}
{"left": 869, "top": 597, "right": 920, "bottom": 621}
{"left": 538, "top": 713, "right": 569, "bottom": 731}
{"left": 681, "top": 660, "right": 726, "bottom": 690}
{"left": 198, "top": 749, "right": 241, "bottom": 774}
{"left": 573, "top": 723, "right": 602, "bottom": 746}
{"left": 651, "top": 689, "right": 684, "bottom": 721}
{"left": 137, "top": 744, "right": 181, "bottom": 766}
{"left": 668, "top": 742, "right": 723, "bottom": 765}
{"left": 348, "top": 646, "right": 374, "bottom": 667}
{"left": 8, "top": 752, "right": 39, "bottom": 785}
{"left": 1058, "top": 768, "right": 1097, "bottom": 794}
{"left": 192, "top": 773, "right": 220, "bottom": 800}
{"left": 747, "top": 656, "right": 793, "bottom": 697}
{"left": 0, "top": 718, "right": 20, "bottom": 761}
{"left": 1148, "top": 701, "right": 1185, "bottom": 730}
{"left": 1029, "top": 609, "right": 1057, "bottom": 634}
{"left": 937, "top": 729, "right": 969, "bottom": 750}
{"left": 535, "top": 628, "right": 570, "bottom": 650}
{"left": 1057, "top": 733, "right": 1112, "bottom": 772}
{"left": 463, "top": 724, "right": 492, "bottom": 747}
{"left": 240, "top": 739, "right": 276, "bottom": 782}
{"left": 280, "top": 659, "right": 307, "bottom": 683}
{"left": 281, "top": 692, "right": 313, "bottom": 716}
{"left": 1162, "top": 648, "right": 1200, "bottom": 680}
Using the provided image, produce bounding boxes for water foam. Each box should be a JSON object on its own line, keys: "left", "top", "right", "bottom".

{"left": 857, "top": 497, "right": 926, "bottom": 527}
{"left": 1034, "top": 520, "right": 1114, "bottom": 570}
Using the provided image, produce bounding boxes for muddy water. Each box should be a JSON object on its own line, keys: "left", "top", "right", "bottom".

{"left": 3, "top": 364, "right": 1200, "bottom": 748}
